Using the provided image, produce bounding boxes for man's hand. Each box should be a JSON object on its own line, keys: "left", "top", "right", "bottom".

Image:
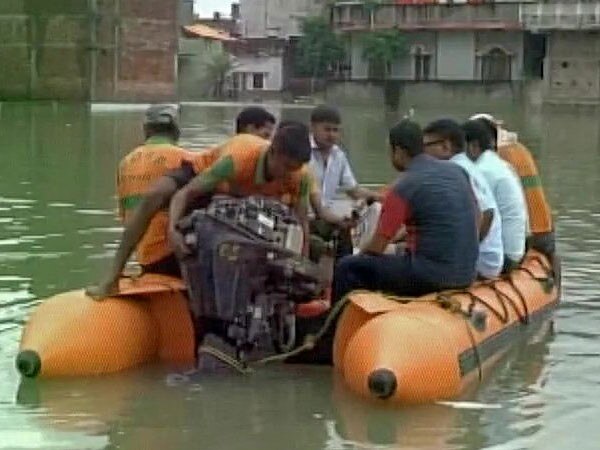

{"left": 168, "top": 226, "right": 192, "bottom": 259}
{"left": 85, "top": 278, "right": 119, "bottom": 301}
{"left": 335, "top": 216, "right": 358, "bottom": 230}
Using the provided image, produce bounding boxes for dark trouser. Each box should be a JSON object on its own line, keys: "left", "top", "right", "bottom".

{"left": 309, "top": 219, "right": 353, "bottom": 262}
{"left": 287, "top": 253, "right": 447, "bottom": 365}
{"left": 141, "top": 254, "right": 182, "bottom": 278}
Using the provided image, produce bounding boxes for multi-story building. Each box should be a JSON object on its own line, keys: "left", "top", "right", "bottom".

{"left": 331, "top": 0, "right": 529, "bottom": 82}
{"left": 230, "top": 0, "right": 325, "bottom": 95}
{"left": 521, "top": 1, "right": 600, "bottom": 103}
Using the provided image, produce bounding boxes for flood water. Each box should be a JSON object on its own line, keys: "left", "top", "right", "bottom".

{"left": 0, "top": 101, "right": 599, "bottom": 449}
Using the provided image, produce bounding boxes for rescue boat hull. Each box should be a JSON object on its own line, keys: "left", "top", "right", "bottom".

{"left": 333, "top": 250, "right": 559, "bottom": 404}
{"left": 16, "top": 252, "right": 559, "bottom": 407}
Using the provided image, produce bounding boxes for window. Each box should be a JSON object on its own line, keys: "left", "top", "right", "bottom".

{"left": 413, "top": 47, "right": 431, "bottom": 81}
{"left": 252, "top": 73, "right": 264, "bottom": 89}
{"left": 481, "top": 47, "right": 512, "bottom": 81}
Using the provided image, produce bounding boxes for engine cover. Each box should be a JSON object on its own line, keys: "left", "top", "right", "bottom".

{"left": 177, "top": 196, "right": 324, "bottom": 362}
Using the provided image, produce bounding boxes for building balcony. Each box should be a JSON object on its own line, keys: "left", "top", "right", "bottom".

{"left": 521, "top": 2, "right": 600, "bottom": 31}
{"left": 331, "top": 1, "right": 523, "bottom": 31}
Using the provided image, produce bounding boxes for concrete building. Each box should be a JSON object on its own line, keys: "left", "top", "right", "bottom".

{"left": 0, "top": 0, "right": 178, "bottom": 102}
{"left": 521, "top": 1, "right": 600, "bottom": 103}
{"left": 331, "top": 0, "right": 528, "bottom": 82}
{"left": 230, "top": 0, "right": 325, "bottom": 94}
{"left": 179, "top": 24, "right": 237, "bottom": 100}
{"left": 229, "top": 39, "right": 287, "bottom": 95}
{"left": 239, "top": 0, "right": 324, "bottom": 39}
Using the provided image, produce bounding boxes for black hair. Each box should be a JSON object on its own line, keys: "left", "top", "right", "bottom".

{"left": 310, "top": 105, "right": 341, "bottom": 125}
{"left": 144, "top": 122, "right": 180, "bottom": 142}
{"left": 272, "top": 121, "right": 311, "bottom": 163}
{"left": 462, "top": 120, "right": 494, "bottom": 151}
{"left": 423, "top": 118, "right": 465, "bottom": 153}
{"left": 474, "top": 117, "right": 498, "bottom": 147}
{"left": 276, "top": 120, "right": 299, "bottom": 130}
{"left": 235, "top": 107, "right": 276, "bottom": 133}
{"left": 389, "top": 119, "right": 423, "bottom": 157}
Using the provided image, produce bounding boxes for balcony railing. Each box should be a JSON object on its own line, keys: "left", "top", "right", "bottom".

{"left": 331, "top": 3, "right": 522, "bottom": 31}
{"left": 520, "top": 2, "right": 600, "bottom": 30}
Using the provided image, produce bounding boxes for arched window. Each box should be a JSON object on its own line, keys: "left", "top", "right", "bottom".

{"left": 480, "top": 46, "right": 512, "bottom": 81}
{"left": 411, "top": 45, "right": 432, "bottom": 81}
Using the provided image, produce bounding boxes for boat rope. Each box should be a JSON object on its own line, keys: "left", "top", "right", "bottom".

{"left": 197, "top": 253, "right": 556, "bottom": 374}
{"left": 462, "top": 315, "right": 483, "bottom": 382}
{"left": 197, "top": 344, "right": 253, "bottom": 375}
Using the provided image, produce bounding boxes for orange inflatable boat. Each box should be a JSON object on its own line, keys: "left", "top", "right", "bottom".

{"left": 16, "top": 251, "right": 559, "bottom": 406}
{"left": 15, "top": 274, "right": 329, "bottom": 378}
{"left": 333, "top": 250, "right": 559, "bottom": 404}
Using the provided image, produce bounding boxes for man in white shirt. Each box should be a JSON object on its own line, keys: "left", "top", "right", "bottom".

{"left": 462, "top": 119, "right": 528, "bottom": 272}
{"left": 423, "top": 119, "right": 504, "bottom": 278}
{"left": 308, "top": 105, "right": 382, "bottom": 257}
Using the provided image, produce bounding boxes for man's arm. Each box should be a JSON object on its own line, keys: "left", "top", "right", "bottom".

{"left": 168, "top": 156, "right": 236, "bottom": 255}
{"left": 86, "top": 176, "right": 179, "bottom": 299}
{"left": 309, "top": 188, "right": 354, "bottom": 228}
{"left": 347, "top": 185, "right": 384, "bottom": 203}
{"left": 294, "top": 172, "right": 314, "bottom": 257}
{"left": 338, "top": 153, "right": 383, "bottom": 202}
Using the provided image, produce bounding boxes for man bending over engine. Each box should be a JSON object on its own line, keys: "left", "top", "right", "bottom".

{"left": 86, "top": 116, "right": 303, "bottom": 300}
{"left": 168, "top": 122, "right": 313, "bottom": 257}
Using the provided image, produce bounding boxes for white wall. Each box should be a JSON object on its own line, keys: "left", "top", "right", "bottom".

{"left": 436, "top": 31, "right": 476, "bottom": 80}
{"left": 239, "top": 0, "right": 323, "bottom": 38}
{"left": 234, "top": 55, "right": 283, "bottom": 91}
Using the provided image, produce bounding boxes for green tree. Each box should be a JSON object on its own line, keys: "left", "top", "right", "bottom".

{"left": 361, "top": 29, "right": 407, "bottom": 79}
{"left": 295, "top": 16, "right": 345, "bottom": 79}
{"left": 203, "top": 48, "right": 234, "bottom": 98}
{"left": 363, "top": 0, "right": 380, "bottom": 30}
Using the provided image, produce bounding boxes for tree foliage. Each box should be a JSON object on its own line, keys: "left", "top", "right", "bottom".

{"left": 295, "top": 16, "right": 345, "bottom": 78}
{"left": 361, "top": 29, "right": 408, "bottom": 79}
{"left": 203, "top": 47, "right": 234, "bottom": 98}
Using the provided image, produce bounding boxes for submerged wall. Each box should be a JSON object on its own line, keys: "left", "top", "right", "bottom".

{"left": 0, "top": 0, "right": 177, "bottom": 102}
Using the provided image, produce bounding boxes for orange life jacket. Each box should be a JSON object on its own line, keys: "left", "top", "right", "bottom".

{"left": 498, "top": 142, "right": 553, "bottom": 234}
{"left": 117, "top": 136, "right": 193, "bottom": 266}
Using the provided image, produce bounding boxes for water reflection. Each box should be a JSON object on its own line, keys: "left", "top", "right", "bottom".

{"left": 1, "top": 102, "right": 600, "bottom": 449}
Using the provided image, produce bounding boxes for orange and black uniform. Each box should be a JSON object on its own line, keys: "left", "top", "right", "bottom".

{"left": 166, "top": 134, "right": 311, "bottom": 211}
{"left": 117, "top": 136, "right": 194, "bottom": 275}
{"left": 498, "top": 141, "right": 555, "bottom": 255}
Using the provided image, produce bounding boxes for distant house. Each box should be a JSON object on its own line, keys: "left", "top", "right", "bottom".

{"left": 178, "top": 24, "right": 238, "bottom": 100}
{"left": 231, "top": 0, "right": 325, "bottom": 95}
{"left": 521, "top": 1, "right": 600, "bottom": 104}
{"left": 330, "top": 0, "right": 528, "bottom": 82}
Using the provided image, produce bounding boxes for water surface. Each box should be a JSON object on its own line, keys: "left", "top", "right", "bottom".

{"left": 0, "top": 101, "right": 599, "bottom": 449}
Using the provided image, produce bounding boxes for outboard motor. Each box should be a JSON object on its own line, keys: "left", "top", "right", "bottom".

{"left": 177, "top": 195, "right": 324, "bottom": 367}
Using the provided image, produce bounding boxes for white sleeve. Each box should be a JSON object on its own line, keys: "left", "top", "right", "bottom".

{"left": 339, "top": 152, "right": 358, "bottom": 190}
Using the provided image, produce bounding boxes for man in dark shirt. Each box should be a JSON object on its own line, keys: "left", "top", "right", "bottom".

{"left": 292, "top": 120, "right": 479, "bottom": 364}
{"left": 333, "top": 119, "right": 479, "bottom": 300}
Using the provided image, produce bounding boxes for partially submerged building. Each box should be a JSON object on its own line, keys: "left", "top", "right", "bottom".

{"left": 0, "top": 0, "right": 179, "bottom": 102}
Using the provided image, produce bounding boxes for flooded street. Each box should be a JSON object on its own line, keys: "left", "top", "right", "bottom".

{"left": 0, "top": 101, "right": 599, "bottom": 449}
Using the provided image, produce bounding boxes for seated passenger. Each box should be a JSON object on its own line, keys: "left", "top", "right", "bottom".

{"left": 462, "top": 120, "right": 528, "bottom": 273}
{"left": 299, "top": 120, "right": 480, "bottom": 364}
{"left": 423, "top": 118, "right": 504, "bottom": 279}
{"left": 235, "top": 106, "right": 276, "bottom": 139}
{"left": 308, "top": 105, "right": 382, "bottom": 258}
{"left": 471, "top": 113, "right": 555, "bottom": 258}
